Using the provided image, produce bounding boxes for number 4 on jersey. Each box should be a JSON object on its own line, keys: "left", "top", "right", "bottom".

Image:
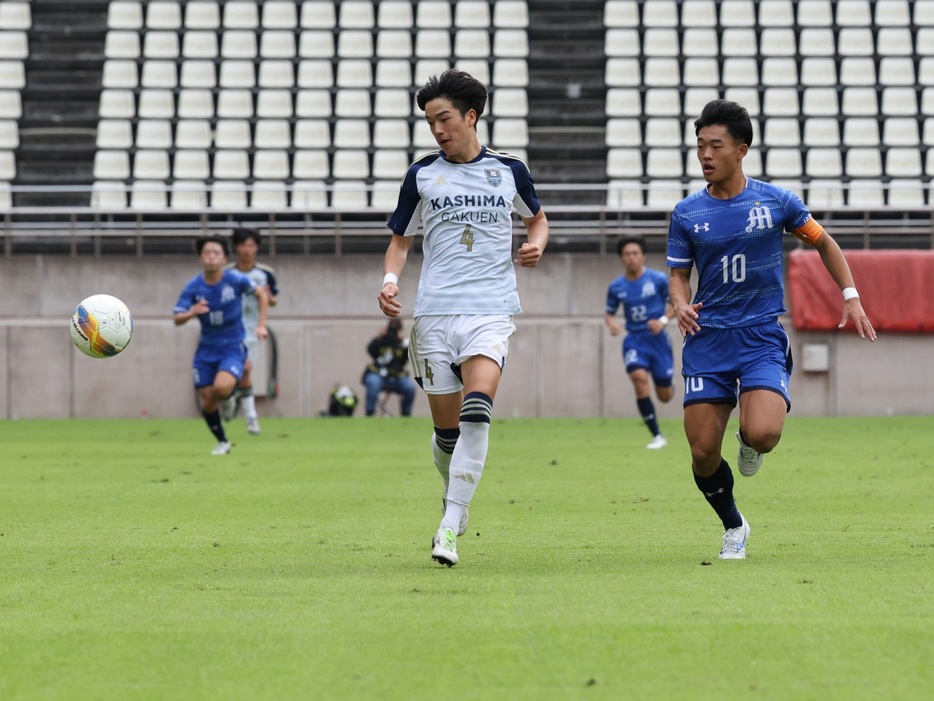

{"left": 460, "top": 224, "right": 474, "bottom": 252}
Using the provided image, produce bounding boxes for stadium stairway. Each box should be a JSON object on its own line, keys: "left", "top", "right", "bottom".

{"left": 526, "top": 0, "right": 608, "bottom": 206}
{"left": 15, "top": 0, "right": 107, "bottom": 207}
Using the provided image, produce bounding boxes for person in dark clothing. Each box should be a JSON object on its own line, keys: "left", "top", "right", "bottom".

{"left": 362, "top": 318, "right": 417, "bottom": 416}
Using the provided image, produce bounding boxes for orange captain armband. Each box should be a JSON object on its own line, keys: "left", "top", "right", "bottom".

{"left": 791, "top": 219, "right": 825, "bottom": 246}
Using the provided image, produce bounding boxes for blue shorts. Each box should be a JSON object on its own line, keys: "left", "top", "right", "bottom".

{"left": 192, "top": 342, "right": 247, "bottom": 389}
{"left": 623, "top": 330, "right": 674, "bottom": 387}
{"left": 681, "top": 321, "right": 793, "bottom": 409}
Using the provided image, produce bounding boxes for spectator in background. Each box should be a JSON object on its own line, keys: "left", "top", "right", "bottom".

{"left": 605, "top": 236, "right": 675, "bottom": 449}
{"left": 362, "top": 318, "right": 417, "bottom": 417}
{"left": 174, "top": 235, "right": 268, "bottom": 455}
{"left": 223, "top": 227, "right": 279, "bottom": 435}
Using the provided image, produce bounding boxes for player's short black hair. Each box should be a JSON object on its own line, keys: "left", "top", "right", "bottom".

{"left": 231, "top": 227, "right": 261, "bottom": 247}
{"left": 416, "top": 68, "right": 488, "bottom": 120}
{"left": 694, "top": 99, "right": 754, "bottom": 147}
{"left": 616, "top": 236, "right": 646, "bottom": 256}
{"left": 195, "top": 234, "right": 229, "bottom": 256}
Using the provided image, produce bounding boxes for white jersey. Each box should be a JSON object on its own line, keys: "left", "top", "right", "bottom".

{"left": 226, "top": 262, "right": 278, "bottom": 341}
{"left": 387, "top": 147, "right": 542, "bottom": 317}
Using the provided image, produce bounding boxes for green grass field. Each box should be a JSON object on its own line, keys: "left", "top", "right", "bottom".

{"left": 0, "top": 416, "right": 931, "bottom": 700}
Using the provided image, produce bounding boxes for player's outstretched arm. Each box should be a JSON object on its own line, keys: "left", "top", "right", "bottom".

{"left": 811, "top": 232, "right": 877, "bottom": 341}
{"left": 378, "top": 233, "right": 412, "bottom": 318}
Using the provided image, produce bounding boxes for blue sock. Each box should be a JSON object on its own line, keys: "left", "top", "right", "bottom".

{"left": 637, "top": 396, "right": 661, "bottom": 437}
{"left": 694, "top": 460, "right": 742, "bottom": 530}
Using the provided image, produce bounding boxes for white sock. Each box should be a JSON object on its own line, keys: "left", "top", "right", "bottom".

{"left": 441, "top": 421, "right": 489, "bottom": 532}
{"left": 241, "top": 394, "right": 257, "bottom": 419}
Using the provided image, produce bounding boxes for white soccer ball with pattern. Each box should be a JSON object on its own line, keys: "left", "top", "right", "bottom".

{"left": 70, "top": 294, "right": 134, "bottom": 358}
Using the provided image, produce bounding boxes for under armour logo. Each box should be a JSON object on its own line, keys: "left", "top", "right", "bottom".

{"left": 694, "top": 222, "right": 710, "bottom": 233}
{"left": 704, "top": 488, "right": 725, "bottom": 497}
{"left": 746, "top": 206, "right": 773, "bottom": 232}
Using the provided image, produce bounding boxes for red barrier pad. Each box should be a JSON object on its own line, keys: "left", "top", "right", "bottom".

{"left": 788, "top": 249, "right": 934, "bottom": 333}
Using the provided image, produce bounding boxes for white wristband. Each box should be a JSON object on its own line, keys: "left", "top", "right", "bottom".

{"left": 842, "top": 287, "right": 859, "bottom": 301}
{"left": 659, "top": 315, "right": 670, "bottom": 326}
{"left": 382, "top": 272, "right": 399, "bottom": 287}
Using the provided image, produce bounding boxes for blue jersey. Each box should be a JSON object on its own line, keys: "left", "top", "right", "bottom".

{"left": 174, "top": 269, "right": 256, "bottom": 347}
{"left": 605, "top": 268, "right": 669, "bottom": 333}
{"left": 666, "top": 178, "right": 812, "bottom": 329}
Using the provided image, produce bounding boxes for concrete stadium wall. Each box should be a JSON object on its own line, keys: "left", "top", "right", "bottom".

{"left": 0, "top": 254, "right": 930, "bottom": 419}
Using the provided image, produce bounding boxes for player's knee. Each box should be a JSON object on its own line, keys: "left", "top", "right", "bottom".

{"left": 745, "top": 428, "right": 782, "bottom": 454}
{"left": 657, "top": 386, "right": 675, "bottom": 403}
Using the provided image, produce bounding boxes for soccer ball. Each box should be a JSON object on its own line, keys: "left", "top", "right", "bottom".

{"left": 70, "top": 294, "right": 133, "bottom": 358}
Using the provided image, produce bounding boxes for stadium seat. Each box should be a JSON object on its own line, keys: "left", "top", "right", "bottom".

{"left": 724, "top": 87, "right": 759, "bottom": 115}
{"left": 606, "top": 179, "right": 643, "bottom": 207}
{"left": 212, "top": 150, "right": 250, "bottom": 180}
{"left": 371, "top": 180, "right": 401, "bottom": 210}
{"left": 140, "top": 60, "right": 177, "bottom": 89}
{"left": 879, "top": 58, "right": 915, "bottom": 87}
{"left": 290, "top": 180, "right": 328, "bottom": 209}
{"left": 646, "top": 148, "right": 683, "bottom": 178}
{"left": 794, "top": 4, "right": 837, "bottom": 33}
{"left": 603, "top": 0, "right": 638, "bottom": 27}
{"left": 806, "top": 179, "right": 844, "bottom": 207}
{"left": 604, "top": 29, "right": 639, "bottom": 58}
{"left": 175, "top": 120, "right": 212, "bottom": 148}
{"left": 221, "top": 30, "right": 257, "bottom": 59}
{"left": 210, "top": 181, "right": 248, "bottom": 209}
{"left": 295, "top": 90, "right": 333, "bottom": 118}
{"left": 644, "top": 88, "right": 681, "bottom": 116}
{"left": 837, "top": 28, "right": 873, "bottom": 57}
{"left": 800, "top": 58, "right": 836, "bottom": 87}
{"left": 336, "top": 59, "right": 372, "bottom": 88}
{"left": 223, "top": 1, "right": 259, "bottom": 29}
{"left": 721, "top": 58, "right": 757, "bottom": 86}
{"left": 682, "top": 28, "right": 718, "bottom": 57}
{"left": 170, "top": 180, "right": 208, "bottom": 210}
{"left": 684, "top": 88, "right": 718, "bottom": 120}
{"left": 251, "top": 181, "right": 288, "bottom": 209}
{"left": 720, "top": 28, "right": 756, "bottom": 57}
{"left": 333, "top": 119, "right": 370, "bottom": 148}
{"left": 133, "top": 149, "right": 170, "bottom": 179}
{"left": 887, "top": 179, "right": 926, "bottom": 206}
{"left": 255, "top": 120, "right": 292, "bottom": 149}
{"left": 492, "top": 118, "right": 529, "bottom": 148}
{"left": 301, "top": 1, "right": 335, "bottom": 29}
{"left": 806, "top": 148, "right": 843, "bottom": 178}
{"left": 180, "top": 60, "right": 216, "bottom": 88}
{"left": 0, "top": 60, "right": 25, "bottom": 89}
{"left": 761, "top": 58, "right": 797, "bottom": 87}
{"left": 184, "top": 2, "right": 220, "bottom": 30}
{"left": 606, "top": 148, "right": 643, "bottom": 178}
{"left": 456, "top": 59, "right": 489, "bottom": 85}
{"left": 758, "top": 0, "right": 794, "bottom": 25}
{"left": 802, "top": 88, "right": 839, "bottom": 117}
{"left": 98, "top": 89, "right": 134, "bottom": 119}
{"left": 492, "top": 30, "right": 528, "bottom": 58}
{"left": 177, "top": 89, "right": 214, "bottom": 119}
{"left": 881, "top": 88, "right": 918, "bottom": 117}
{"left": 681, "top": 0, "right": 717, "bottom": 27}
{"left": 293, "top": 150, "right": 330, "bottom": 179}
{"left": 298, "top": 30, "right": 335, "bottom": 58}
{"left": 372, "top": 149, "right": 408, "bottom": 179}
{"left": 375, "top": 59, "right": 411, "bottom": 88}
{"left": 331, "top": 181, "right": 369, "bottom": 209}
{"left": 643, "top": 29, "right": 678, "bottom": 58}
{"left": 146, "top": 1, "right": 181, "bottom": 30}
{"left": 416, "top": 1, "right": 452, "bottom": 28}
{"left": 885, "top": 148, "right": 923, "bottom": 177}
{"left": 262, "top": 1, "right": 298, "bottom": 29}
{"left": 797, "top": 28, "right": 834, "bottom": 57}
{"left": 130, "top": 180, "right": 168, "bottom": 209}
{"left": 845, "top": 148, "right": 883, "bottom": 178}
{"left": 253, "top": 150, "right": 290, "bottom": 179}
{"left": 96, "top": 120, "right": 131, "bottom": 149}
{"left": 295, "top": 119, "right": 332, "bottom": 148}
{"left": 260, "top": 31, "right": 297, "bottom": 59}
{"left": 759, "top": 28, "right": 795, "bottom": 57}
{"left": 173, "top": 150, "right": 210, "bottom": 179}
{"left": 643, "top": 58, "right": 679, "bottom": 87}
{"left": 107, "top": 1, "right": 143, "bottom": 30}
{"left": 454, "top": 30, "right": 491, "bottom": 59}
{"left": 646, "top": 180, "right": 684, "bottom": 208}
{"left": 643, "top": 0, "right": 678, "bottom": 27}
{"left": 841, "top": 88, "right": 879, "bottom": 117}
{"left": 494, "top": 1, "right": 530, "bottom": 28}
{"left": 606, "top": 89, "right": 641, "bottom": 118}
{"left": 765, "top": 148, "right": 803, "bottom": 177}
{"left": 877, "top": 28, "right": 913, "bottom": 56}
{"left": 846, "top": 180, "right": 884, "bottom": 206}
{"left": 720, "top": 0, "right": 755, "bottom": 26}
{"left": 836, "top": 0, "right": 872, "bottom": 25}
{"left": 91, "top": 180, "right": 128, "bottom": 208}
{"left": 489, "top": 88, "right": 528, "bottom": 117}
{"left": 916, "top": 1, "right": 934, "bottom": 25}
{"left": 882, "top": 118, "right": 920, "bottom": 147}
{"left": 217, "top": 89, "right": 253, "bottom": 118}
{"left": 839, "top": 58, "right": 875, "bottom": 87}
{"left": 763, "top": 118, "right": 800, "bottom": 146}
{"left": 644, "top": 118, "right": 681, "bottom": 147}
{"left": 456, "top": 1, "right": 491, "bottom": 28}
{"left": 142, "top": 31, "right": 179, "bottom": 59}
{"left": 104, "top": 30, "right": 140, "bottom": 59}
{"left": 297, "top": 60, "right": 334, "bottom": 89}
{"left": 842, "top": 118, "right": 880, "bottom": 146}
{"left": 102, "top": 60, "right": 138, "bottom": 89}
{"left": 378, "top": 1, "right": 414, "bottom": 28}
{"left": 214, "top": 119, "right": 252, "bottom": 148}
{"left": 94, "top": 150, "right": 131, "bottom": 180}
{"left": 373, "top": 119, "right": 410, "bottom": 149}
{"left": 182, "top": 31, "right": 218, "bottom": 59}
{"left": 256, "top": 90, "right": 293, "bottom": 119}
{"left": 137, "top": 89, "right": 175, "bottom": 119}
{"left": 135, "top": 119, "right": 172, "bottom": 148}
{"left": 762, "top": 88, "right": 799, "bottom": 117}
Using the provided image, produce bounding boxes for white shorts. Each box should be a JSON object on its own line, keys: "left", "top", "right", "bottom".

{"left": 244, "top": 336, "right": 259, "bottom": 364}
{"left": 409, "top": 315, "right": 515, "bottom": 395}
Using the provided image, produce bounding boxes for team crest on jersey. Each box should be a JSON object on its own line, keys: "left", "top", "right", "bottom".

{"left": 484, "top": 168, "right": 502, "bottom": 187}
{"left": 642, "top": 281, "right": 657, "bottom": 297}
{"left": 745, "top": 205, "right": 773, "bottom": 232}
{"left": 221, "top": 285, "right": 237, "bottom": 302}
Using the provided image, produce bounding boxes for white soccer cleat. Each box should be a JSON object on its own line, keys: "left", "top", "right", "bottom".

{"left": 736, "top": 432, "right": 764, "bottom": 476}
{"left": 646, "top": 434, "right": 668, "bottom": 450}
{"left": 719, "top": 513, "right": 751, "bottom": 560}
{"left": 211, "top": 441, "right": 232, "bottom": 456}
{"left": 246, "top": 416, "right": 261, "bottom": 435}
{"left": 431, "top": 526, "right": 458, "bottom": 567}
